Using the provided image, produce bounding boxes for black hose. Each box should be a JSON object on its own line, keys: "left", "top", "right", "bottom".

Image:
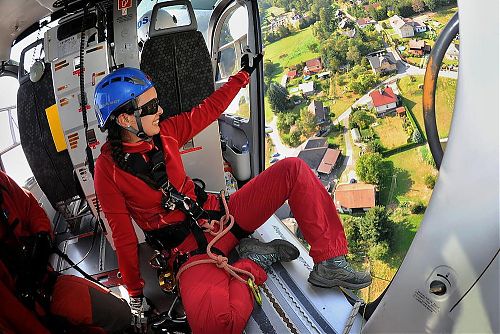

{"left": 422, "top": 12, "right": 459, "bottom": 170}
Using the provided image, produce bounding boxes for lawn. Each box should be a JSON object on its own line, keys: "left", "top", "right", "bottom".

{"left": 265, "top": 136, "right": 274, "bottom": 169}
{"left": 398, "top": 75, "right": 456, "bottom": 138}
{"left": 263, "top": 96, "right": 275, "bottom": 123}
{"left": 372, "top": 115, "right": 409, "bottom": 149}
{"left": 327, "top": 126, "right": 346, "bottom": 153}
{"left": 263, "top": 26, "right": 320, "bottom": 82}
{"left": 379, "top": 147, "right": 435, "bottom": 206}
{"left": 360, "top": 212, "right": 424, "bottom": 302}
{"left": 262, "top": 6, "right": 285, "bottom": 22}
{"left": 429, "top": 6, "right": 458, "bottom": 27}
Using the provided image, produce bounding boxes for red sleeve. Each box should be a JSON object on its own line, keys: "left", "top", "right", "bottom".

{"left": 161, "top": 70, "right": 250, "bottom": 147}
{"left": 94, "top": 159, "right": 144, "bottom": 297}
{"left": 0, "top": 171, "right": 51, "bottom": 236}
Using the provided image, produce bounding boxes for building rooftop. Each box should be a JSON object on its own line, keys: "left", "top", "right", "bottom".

{"left": 334, "top": 183, "right": 376, "bottom": 209}
{"left": 369, "top": 86, "right": 397, "bottom": 107}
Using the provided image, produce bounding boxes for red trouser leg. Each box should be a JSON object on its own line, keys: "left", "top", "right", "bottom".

{"left": 179, "top": 258, "right": 265, "bottom": 334}
{"left": 50, "top": 275, "right": 131, "bottom": 333}
{"left": 180, "top": 158, "right": 349, "bottom": 333}
{"left": 229, "top": 157, "right": 348, "bottom": 262}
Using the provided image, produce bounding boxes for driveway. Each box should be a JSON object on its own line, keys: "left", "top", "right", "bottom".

{"left": 268, "top": 116, "right": 298, "bottom": 158}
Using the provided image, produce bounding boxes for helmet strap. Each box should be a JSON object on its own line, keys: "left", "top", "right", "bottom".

{"left": 117, "top": 99, "right": 151, "bottom": 141}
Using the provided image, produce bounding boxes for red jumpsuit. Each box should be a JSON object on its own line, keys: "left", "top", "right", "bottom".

{"left": 0, "top": 171, "right": 131, "bottom": 333}
{"left": 94, "top": 70, "right": 348, "bottom": 334}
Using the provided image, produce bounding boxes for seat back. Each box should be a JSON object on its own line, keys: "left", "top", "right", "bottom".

{"left": 17, "top": 40, "right": 79, "bottom": 208}
{"left": 140, "top": 1, "right": 225, "bottom": 191}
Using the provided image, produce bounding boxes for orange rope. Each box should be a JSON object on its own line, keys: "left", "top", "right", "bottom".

{"left": 175, "top": 191, "right": 255, "bottom": 285}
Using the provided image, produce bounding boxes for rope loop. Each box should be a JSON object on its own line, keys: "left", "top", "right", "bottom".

{"left": 175, "top": 191, "right": 257, "bottom": 289}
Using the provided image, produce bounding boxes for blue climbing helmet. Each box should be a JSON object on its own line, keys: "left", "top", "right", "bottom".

{"left": 94, "top": 67, "right": 154, "bottom": 129}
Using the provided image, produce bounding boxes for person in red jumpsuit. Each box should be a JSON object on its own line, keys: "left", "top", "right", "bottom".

{"left": 0, "top": 170, "right": 132, "bottom": 333}
{"left": 93, "top": 55, "right": 372, "bottom": 334}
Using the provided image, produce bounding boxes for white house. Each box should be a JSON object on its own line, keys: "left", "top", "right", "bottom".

{"left": 299, "top": 81, "right": 315, "bottom": 96}
{"left": 389, "top": 15, "right": 415, "bottom": 38}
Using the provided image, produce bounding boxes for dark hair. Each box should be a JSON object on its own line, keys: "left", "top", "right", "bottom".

{"left": 106, "top": 120, "right": 157, "bottom": 188}
{"left": 106, "top": 120, "right": 136, "bottom": 175}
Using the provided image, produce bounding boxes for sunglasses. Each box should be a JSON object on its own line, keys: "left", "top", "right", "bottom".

{"left": 137, "top": 97, "right": 160, "bottom": 117}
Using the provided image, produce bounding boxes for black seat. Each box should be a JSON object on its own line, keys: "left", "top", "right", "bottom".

{"left": 140, "top": 2, "right": 214, "bottom": 119}
{"left": 17, "top": 60, "right": 80, "bottom": 209}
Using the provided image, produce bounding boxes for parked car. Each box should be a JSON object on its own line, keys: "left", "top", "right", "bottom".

{"left": 269, "top": 157, "right": 279, "bottom": 164}
{"left": 272, "top": 152, "right": 280, "bottom": 158}
{"left": 315, "top": 128, "right": 329, "bottom": 137}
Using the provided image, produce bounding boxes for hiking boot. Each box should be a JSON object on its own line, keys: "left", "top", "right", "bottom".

{"left": 237, "top": 238, "right": 300, "bottom": 271}
{"left": 308, "top": 256, "right": 372, "bottom": 290}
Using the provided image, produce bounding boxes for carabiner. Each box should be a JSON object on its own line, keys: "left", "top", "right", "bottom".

{"left": 247, "top": 278, "right": 262, "bottom": 306}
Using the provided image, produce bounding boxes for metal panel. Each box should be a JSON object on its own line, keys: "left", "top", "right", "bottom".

{"left": 363, "top": 1, "right": 499, "bottom": 332}
{"left": 113, "top": 0, "right": 140, "bottom": 68}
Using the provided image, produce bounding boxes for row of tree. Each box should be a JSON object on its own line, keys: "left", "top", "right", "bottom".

{"left": 348, "top": 0, "right": 457, "bottom": 21}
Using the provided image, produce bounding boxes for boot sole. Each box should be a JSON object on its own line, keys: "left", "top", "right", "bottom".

{"left": 238, "top": 238, "right": 300, "bottom": 262}
{"left": 308, "top": 271, "right": 372, "bottom": 290}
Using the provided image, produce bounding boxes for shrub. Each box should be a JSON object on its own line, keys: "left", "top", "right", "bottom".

{"left": 424, "top": 174, "right": 437, "bottom": 189}
{"left": 368, "top": 242, "right": 389, "bottom": 260}
{"left": 410, "top": 201, "right": 426, "bottom": 214}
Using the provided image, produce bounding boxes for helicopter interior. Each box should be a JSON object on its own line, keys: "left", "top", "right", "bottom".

{"left": 0, "top": 0, "right": 498, "bottom": 333}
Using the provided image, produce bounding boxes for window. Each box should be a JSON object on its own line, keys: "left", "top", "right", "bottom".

{"left": 214, "top": 4, "right": 249, "bottom": 119}
{"left": 0, "top": 80, "right": 33, "bottom": 185}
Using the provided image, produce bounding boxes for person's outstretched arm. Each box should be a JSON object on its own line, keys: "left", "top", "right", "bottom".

{"left": 162, "top": 54, "right": 263, "bottom": 147}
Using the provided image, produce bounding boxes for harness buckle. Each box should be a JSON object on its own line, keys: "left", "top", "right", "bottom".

{"left": 247, "top": 278, "right": 262, "bottom": 306}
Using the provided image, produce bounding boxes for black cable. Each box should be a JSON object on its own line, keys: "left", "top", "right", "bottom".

{"left": 56, "top": 214, "right": 100, "bottom": 273}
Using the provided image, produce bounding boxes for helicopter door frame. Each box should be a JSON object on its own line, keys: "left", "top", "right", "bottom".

{"left": 208, "top": 0, "right": 265, "bottom": 178}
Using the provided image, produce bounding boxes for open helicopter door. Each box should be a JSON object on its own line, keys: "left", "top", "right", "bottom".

{"left": 209, "top": 2, "right": 365, "bottom": 333}
{"left": 362, "top": 1, "right": 499, "bottom": 333}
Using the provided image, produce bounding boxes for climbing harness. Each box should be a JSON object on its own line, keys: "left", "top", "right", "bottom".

{"left": 122, "top": 135, "right": 259, "bottom": 301}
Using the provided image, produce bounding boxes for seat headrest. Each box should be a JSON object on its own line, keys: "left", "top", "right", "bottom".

{"left": 148, "top": 0, "right": 198, "bottom": 39}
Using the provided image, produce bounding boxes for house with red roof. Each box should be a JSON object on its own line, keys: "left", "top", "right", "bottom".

{"left": 369, "top": 86, "right": 398, "bottom": 116}
{"left": 287, "top": 69, "right": 298, "bottom": 79}
{"left": 334, "top": 183, "right": 376, "bottom": 213}
{"left": 356, "top": 17, "right": 376, "bottom": 28}
{"left": 303, "top": 58, "right": 323, "bottom": 75}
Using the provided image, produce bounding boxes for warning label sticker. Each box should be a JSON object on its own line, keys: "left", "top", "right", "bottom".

{"left": 413, "top": 289, "right": 440, "bottom": 314}
{"left": 118, "top": 0, "right": 132, "bottom": 11}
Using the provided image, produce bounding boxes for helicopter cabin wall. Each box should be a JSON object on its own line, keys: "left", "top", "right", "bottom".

{"left": 41, "top": 1, "right": 228, "bottom": 248}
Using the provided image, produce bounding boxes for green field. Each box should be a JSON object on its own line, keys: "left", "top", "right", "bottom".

{"left": 398, "top": 75, "right": 456, "bottom": 138}
{"left": 262, "top": 6, "right": 285, "bottom": 23}
{"left": 373, "top": 115, "right": 409, "bottom": 149}
{"left": 429, "top": 6, "right": 458, "bottom": 27}
{"left": 380, "top": 147, "right": 435, "bottom": 205}
{"left": 264, "top": 26, "right": 320, "bottom": 82}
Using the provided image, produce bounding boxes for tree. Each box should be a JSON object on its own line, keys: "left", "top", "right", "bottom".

{"left": 359, "top": 206, "right": 393, "bottom": 249}
{"left": 350, "top": 110, "right": 373, "bottom": 129}
{"left": 277, "top": 111, "right": 298, "bottom": 132}
{"left": 343, "top": 216, "right": 364, "bottom": 254}
{"left": 412, "top": 0, "right": 425, "bottom": 13}
{"left": 346, "top": 45, "right": 361, "bottom": 64}
{"left": 264, "top": 60, "right": 275, "bottom": 78}
{"left": 297, "top": 108, "right": 317, "bottom": 136}
{"left": 355, "top": 152, "right": 384, "bottom": 184}
{"left": 366, "top": 139, "right": 383, "bottom": 153}
{"left": 423, "top": 0, "right": 438, "bottom": 11}
{"left": 268, "top": 83, "right": 290, "bottom": 113}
